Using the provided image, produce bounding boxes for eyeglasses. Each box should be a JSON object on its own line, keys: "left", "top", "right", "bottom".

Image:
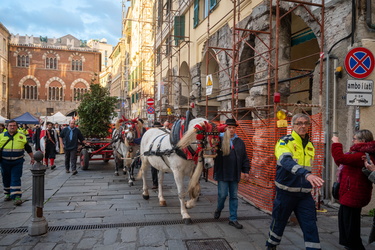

{"left": 294, "top": 122, "right": 311, "bottom": 126}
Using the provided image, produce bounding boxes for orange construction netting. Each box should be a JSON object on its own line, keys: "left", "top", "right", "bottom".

{"left": 207, "top": 113, "right": 325, "bottom": 213}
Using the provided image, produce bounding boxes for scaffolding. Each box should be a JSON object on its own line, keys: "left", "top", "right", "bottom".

{"left": 153, "top": 0, "right": 326, "bottom": 212}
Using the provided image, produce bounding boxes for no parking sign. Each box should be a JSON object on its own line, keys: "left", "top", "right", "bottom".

{"left": 344, "top": 47, "right": 375, "bottom": 79}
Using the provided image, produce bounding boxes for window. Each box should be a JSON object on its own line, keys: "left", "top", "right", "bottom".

{"left": 157, "top": 0, "right": 163, "bottom": 28}
{"left": 174, "top": 16, "right": 185, "bottom": 45}
{"left": 46, "top": 57, "right": 57, "bottom": 69}
{"left": 22, "top": 85, "right": 37, "bottom": 100}
{"left": 46, "top": 108, "right": 54, "bottom": 116}
{"left": 3, "top": 38, "right": 6, "bottom": 53}
{"left": 2, "top": 75, "right": 6, "bottom": 98}
{"left": 17, "top": 55, "right": 30, "bottom": 67}
{"left": 194, "top": 0, "right": 218, "bottom": 28}
{"left": 156, "top": 47, "right": 161, "bottom": 65}
{"left": 193, "top": 0, "right": 199, "bottom": 28}
{"left": 48, "top": 86, "right": 63, "bottom": 101}
{"left": 73, "top": 87, "right": 87, "bottom": 101}
{"left": 72, "top": 59, "right": 83, "bottom": 71}
{"left": 166, "top": 36, "right": 172, "bottom": 56}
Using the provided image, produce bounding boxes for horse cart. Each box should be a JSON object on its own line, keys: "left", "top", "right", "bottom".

{"left": 79, "top": 138, "right": 114, "bottom": 170}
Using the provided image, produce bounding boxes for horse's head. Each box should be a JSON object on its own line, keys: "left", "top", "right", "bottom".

{"left": 177, "top": 119, "right": 227, "bottom": 166}
{"left": 123, "top": 123, "right": 136, "bottom": 143}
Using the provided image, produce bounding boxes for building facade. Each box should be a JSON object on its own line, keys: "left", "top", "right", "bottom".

{"left": 123, "top": 0, "right": 155, "bottom": 122}
{"left": 9, "top": 34, "right": 101, "bottom": 118}
{"left": 0, "top": 23, "right": 10, "bottom": 117}
{"left": 150, "top": 0, "right": 375, "bottom": 208}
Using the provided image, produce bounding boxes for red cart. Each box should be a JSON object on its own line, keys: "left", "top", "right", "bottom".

{"left": 79, "top": 138, "right": 114, "bottom": 170}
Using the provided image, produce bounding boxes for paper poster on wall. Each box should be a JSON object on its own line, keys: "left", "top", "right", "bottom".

{"left": 206, "top": 74, "right": 213, "bottom": 96}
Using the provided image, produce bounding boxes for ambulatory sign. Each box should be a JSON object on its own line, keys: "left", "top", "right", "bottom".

{"left": 346, "top": 79, "right": 373, "bottom": 93}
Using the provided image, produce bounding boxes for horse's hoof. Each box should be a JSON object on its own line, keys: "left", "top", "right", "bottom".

{"left": 183, "top": 218, "right": 193, "bottom": 225}
{"left": 114, "top": 172, "right": 119, "bottom": 176}
{"left": 123, "top": 171, "right": 127, "bottom": 175}
{"left": 128, "top": 182, "right": 134, "bottom": 187}
{"left": 143, "top": 195, "right": 150, "bottom": 200}
{"left": 131, "top": 177, "right": 135, "bottom": 181}
{"left": 159, "top": 201, "right": 167, "bottom": 207}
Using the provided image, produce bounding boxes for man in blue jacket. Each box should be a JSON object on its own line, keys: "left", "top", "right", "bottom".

{"left": 213, "top": 118, "right": 250, "bottom": 229}
{"left": 266, "top": 113, "right": 324, "bottom": 250}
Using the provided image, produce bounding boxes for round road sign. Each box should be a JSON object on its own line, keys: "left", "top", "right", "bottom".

{"left": 344, "top": 47, "right": 375, "bottom": 79}
{"left": 146, "top": 98, "right": 154, "bottom": 106}
{"left": 147, "top": 106, "right": 155, "bottom": 114}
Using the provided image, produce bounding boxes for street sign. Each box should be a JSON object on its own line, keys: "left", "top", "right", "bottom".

{"left": 346, "top": 93, "right": 372, "bottom": 106}
{"left": 146, "top": 98, "right": 154, "bottom": 106}
{"left": 345, "top": 47, "right": 375, "bottom": 79}
{"left": 347, "top": 79, "right": 373, "bottom": 93}
{"left": 147, "top": 106, "right": 155, "bottom": 114}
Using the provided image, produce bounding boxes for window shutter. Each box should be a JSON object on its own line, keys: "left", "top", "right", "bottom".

{"left": 193, "top": 0, "right": 199, "bottom": 28}
{"left": 210, "top": 0, "right": 217, "bottom": 9}
{"left": 174, "top": 16, "right": 185, "bottom": 45}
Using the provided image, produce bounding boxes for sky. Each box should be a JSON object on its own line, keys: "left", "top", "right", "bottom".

{"left": 0, "top": 0, "right": 127, "bottom": 46}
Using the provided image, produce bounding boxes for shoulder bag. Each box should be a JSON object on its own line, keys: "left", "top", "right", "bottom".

{"left": 0, "top": 137, "right": 13, "bottom": 163}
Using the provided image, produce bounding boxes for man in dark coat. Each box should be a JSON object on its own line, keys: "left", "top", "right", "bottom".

{"left": 213, "top": 118, "right": 250, "bottom": 229}
{"left": 59, "top": 120, "right": 86, "bottom": 175}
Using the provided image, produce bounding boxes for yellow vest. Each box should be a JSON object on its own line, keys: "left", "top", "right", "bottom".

{"left": 0, "top": 132, "right": 28, "bottom": 160}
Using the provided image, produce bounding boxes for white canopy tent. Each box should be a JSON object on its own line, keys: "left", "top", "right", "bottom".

{"left": 0, "top": 115, "right": 7, "bottom": 124}
{"left": 40, "top": 112, "right": 72, "bottom": 124}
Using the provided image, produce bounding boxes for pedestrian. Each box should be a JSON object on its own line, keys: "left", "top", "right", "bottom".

{"left": 331, "top": 130, "right": 375, "bottom": 250}
{"left": 59, "top": 120, "right": 86, "bottom": 175}
{"left": 151, "top": 121, "right": 163, "bottom": 189}
{"left": 266, "top": 113, "right": 324, "bottom": 250}
{"left": 363, "top": 158, "right": 375, "bottom": 244}
{"left": 0, "top": 123, "right": 6, "bottom": 133}
{"left": 32, "top": 124, "right": 41, "bottom": 151}
{"left": 213, "top": 118, "right": 250, "bottom": 229}
{"left": 44, "top": 122, "right": 59, "bottom": 170}
{"left": 1, "top": 119, "right": 35, "bottom": 205}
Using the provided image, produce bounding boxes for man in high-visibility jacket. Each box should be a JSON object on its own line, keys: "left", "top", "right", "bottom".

{"left": 1, "top": 120, "right": 34, "bottom": 205}
{"left": 266, "top": 113, "right": 324, "bottom": 250}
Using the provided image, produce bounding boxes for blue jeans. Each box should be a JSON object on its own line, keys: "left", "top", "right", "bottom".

{"left": 1, "top": 159, "right": 24, "bottom": 199}
{"left": 217, "top": 180, "right": 239, "bottom": 221}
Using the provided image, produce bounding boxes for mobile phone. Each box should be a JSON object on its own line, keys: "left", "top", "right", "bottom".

{"left": 365, "top": 152, "right": 372, "bottom": 164}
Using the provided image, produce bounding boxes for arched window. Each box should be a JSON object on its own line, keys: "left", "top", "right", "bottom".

{"left": 73, "top": 87, "right": 87, "bottom": 101}
{"left": 48, "top": 81, "right": 63, "bottom": 101}
{"left": 46, "top": 57, "right": 58, "bottom": 69}
{"left": 72, "top": 81, "right": 88, "bottom": 101}
{"left": 21, "top": 80, "right": 38, "bottom": 100}
{"left": 17, "top": 55, "right": 30, "bottom": 67}
{"left": 72, "top": 59, "right": 83, "bottom": 71}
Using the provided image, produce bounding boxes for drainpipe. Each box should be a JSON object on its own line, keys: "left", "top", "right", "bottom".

{"left": 331, "top": 58, "right": 339, "bottom": 203}
{"left": 324, "top": 53, "right": 331, "bottom": 199}
{"left": 366, "top": 0, "right": 375, "bottom": 31}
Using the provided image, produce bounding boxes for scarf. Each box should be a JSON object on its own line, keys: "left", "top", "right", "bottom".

{"left": 68, "top": 126, "right": 75, "bottom": 141}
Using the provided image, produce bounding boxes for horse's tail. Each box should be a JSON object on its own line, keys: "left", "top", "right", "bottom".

{"left": 136, "top": 155, "right": 147, "bottom": 180}
{"left": 221, "top": 129, "right": 231, "bottom": 156}
{"left": 188, "top": 153, "right": 204, "bottom": 199}
{"left": 177, "top": 127, "right": 197, "bottom": 149}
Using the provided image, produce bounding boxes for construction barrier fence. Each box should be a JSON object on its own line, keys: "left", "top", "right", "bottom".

{"left": 207, "top": 113, "right": 325, "bottom": 213}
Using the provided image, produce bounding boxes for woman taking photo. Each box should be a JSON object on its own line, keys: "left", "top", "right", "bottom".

{"left": 331, "top": 129, "right": 375, "bottom": 250}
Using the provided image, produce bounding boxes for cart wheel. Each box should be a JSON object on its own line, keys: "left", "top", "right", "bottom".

{"left": 80, "top": 149, "right": 90, "bottom": 170}
{"left": 103, "top": 153, "right": 110, "bottom": 163}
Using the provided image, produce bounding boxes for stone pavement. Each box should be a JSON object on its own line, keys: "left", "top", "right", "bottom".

{"left": 0, "top": 154, "right": 374, "bottom": 250}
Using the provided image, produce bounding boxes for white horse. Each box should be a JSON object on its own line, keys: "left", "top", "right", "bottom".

{"left": 137, "top": 117, "right": 229, "bottom": 224}
{"left": 112, "top": 118, "right": 143, "bottom": 186}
